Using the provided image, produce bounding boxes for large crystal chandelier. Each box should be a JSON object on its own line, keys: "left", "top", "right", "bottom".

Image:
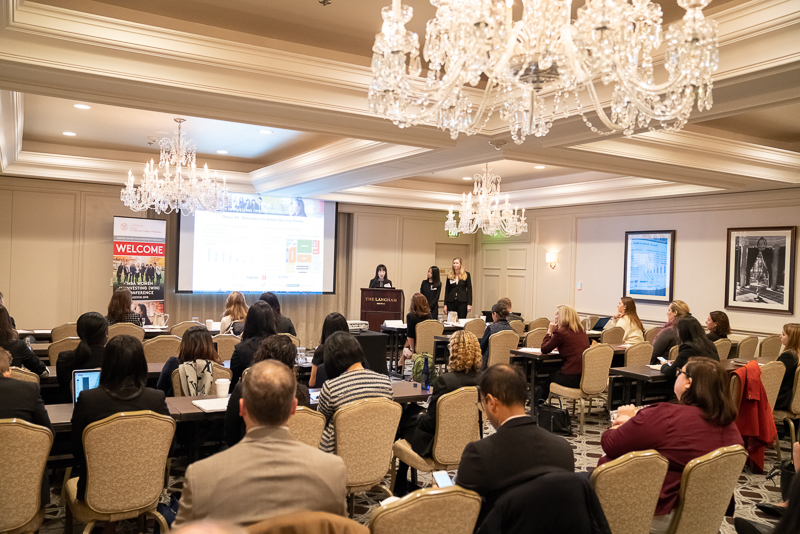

{"left": 121, "top": 118, "right": 232, "bottom": 214}
{"left": 445, "top": 164, "right": 528, "bottom": 236}
{"left": 369, "top": 0, "right": 718, "bottom": 143}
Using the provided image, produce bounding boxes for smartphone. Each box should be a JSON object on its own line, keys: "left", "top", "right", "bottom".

{"left": 432, "top": 470, "right": 453, "bottom": 488}
{"left": 657, "top": 356, "right": 667, "bottom": 364}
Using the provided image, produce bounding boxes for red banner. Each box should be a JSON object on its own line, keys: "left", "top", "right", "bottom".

{"left": 113, "top": 241, "right": 165, "bottom": 256}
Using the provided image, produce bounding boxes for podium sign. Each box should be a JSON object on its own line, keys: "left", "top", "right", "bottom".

{"left": 360, "top": 288, "right": 404, "bottom": 332}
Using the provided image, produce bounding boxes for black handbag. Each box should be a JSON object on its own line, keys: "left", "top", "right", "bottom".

{"left": 536, "top": 397, "right": 572, "bottom": 435}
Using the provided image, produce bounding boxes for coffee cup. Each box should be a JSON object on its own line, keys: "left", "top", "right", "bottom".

{"left": 205, "top": 319, "right": 214, "bottom": 330}
{"left": 215, "top": 378, "right": 230, "bottom": 398}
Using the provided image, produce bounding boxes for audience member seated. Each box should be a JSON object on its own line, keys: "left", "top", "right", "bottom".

{"left": 393, "top": 330, "right": 482, "bottom": 496}
{"left": 0, "top": 305, "right": 47, "bottom": 376}
{"left": 309, "top": 312, "right": 349, "bottom": 388}
{"left": 105, "top": 287, "right": 144, "bottom": 326}
{"left": 738, "top": 442, "right": 800, "bottom": 533}
{"left": 220, "top": 291, "right": 248, "bottom": 335}
{"left": 776, "top": 323, "right": 799, "bottom": 412}
{"left": 318, "top": 331, "right": 393, "bottom": 453}
{"left": 397, "top": 292, "right": 432, "bottom": 371}
{"left": 259, "top": 292, "right": 297, "bottom": 336}
{"left": 480, "top": 300, "right": 514, "bottom": 369}
{"left": 56, "top": 312, "right": 108, "bottom": 403}
{"left": 599, "top": 357, "right": 743, "bottom": 532}
{"left": 230, "top": 301, "right": 277, "bottom": 386}
{"left": 455, "top": 364, "right": 574, "bottom": 527}
{"left": 660, "top": 315, "right": 719, "bottom": 386}
{"left": 136, "top": 303, "right": 152, "bottom": 326}
{"left": 706, "top": 310, "right": 731, "bottom": 342}
{"left": 0, "top": 347, "right": 52, "bottom": 507}
{"left": 604, "top": 296, "right": 645, "bottom": 344}
{"left": 650, "top": 300, "right": 690, "bottom": 364}
{"left": 70, "top": 335, "right": 169, "bottom": 499}
{"left": 498, "top": 297, "right": 522, "bottom": 323}
{"left": 0, "top": 291, "right": 15, "bottom": 328}
{"left": 156, "top": 326, "right": 223, "bottom": 396}
{"left": 174, "top": 360, "right": 346, "bottom": 526}
{"left": 224, "top": 335, "right": 310, "bottom": 447}
{"left": 537, "top": 304, "right": 590, "bottom": 401}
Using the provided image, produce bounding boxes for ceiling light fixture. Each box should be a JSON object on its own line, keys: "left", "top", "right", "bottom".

{"left": 258, "top": 129, "right": 273, "bottom": 135}
{"left": 121, "top": 118, "right": 231, "bottom": 215}
{"left": 369, "top": 0, "right": 718, "bottom": 143}
{"left": 216, "top": 150, "right": 228, "bottom": 154}
{"left": 535, "top": 165, "right": 546, "bottom": 169}
{"left": 462, "top": 176, "right": 472, "bottom": 181}
{"left": 73, "top": 104, "right": 91, "bottom": 110}
{"left": 62, "top": 132, "right": 76, "bottom": 136}
{"left": 445, "top": 164, "right": 527, "bottom": 237}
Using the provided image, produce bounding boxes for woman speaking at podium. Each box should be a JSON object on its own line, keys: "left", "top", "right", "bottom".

{"left": 369, "top": 264, "right": 393, "bottom": 288}
{"left": 443, "top": 257, "right": 472, "bottom": 319}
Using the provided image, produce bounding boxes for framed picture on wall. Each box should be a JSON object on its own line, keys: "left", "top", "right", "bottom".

{"left": 725, "top": 226, "right": 796, "bottom": 314}
{"left": 623, "top": 231, "right": 675, "bottom": 304}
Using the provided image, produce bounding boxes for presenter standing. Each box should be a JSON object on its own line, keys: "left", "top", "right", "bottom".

{"left": 420, "top": 266, "right": 442, "bottom": 320}
{"left": 443, "top": 257, "right": 472, "bottom": 319}
{"left": 369, "top": 264, "right": 393, "bottom": 288}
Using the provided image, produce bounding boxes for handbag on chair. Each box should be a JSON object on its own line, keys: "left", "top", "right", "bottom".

{"left": 536, "top": 397, "right": 572, "bottom": 436}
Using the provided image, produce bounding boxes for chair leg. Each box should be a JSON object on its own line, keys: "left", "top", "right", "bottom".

{"left": 587, "top": 398, "right": 593, "bottom": 415}
{"left": 571, "top": 399, "right": 576, "bottom": 415}
{"left": 788, "top": 419, "right": 796, "bottom": 445}
{"left": 579, "top": 399, "right": 585, "bottom": 434}
{"left": 148, "top": 510, "right": 170, "bottom": 534}
{"left": 137, "top": 515, "right": 146, "bottom": 533}
{"left": 81, "top": 520, "right": 96, "bottom": 534}
{"left": 389, "top": 455, "right": 397, "bottom": 492}
{"left": 347, "top": 493, "right": 355, "bottom": 518}
{"left": 60, "top": 467, "right": 73, "bottom": 507}
{"left": 411, "top": 467, "right": 418, "bottom": 488}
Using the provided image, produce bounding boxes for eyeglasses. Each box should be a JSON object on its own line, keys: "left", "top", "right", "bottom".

{"left": 475, "top": 401, "right": 484, "bottom": 413}
{"left": 676, "top": 368, "right": 691, "bottom": 379}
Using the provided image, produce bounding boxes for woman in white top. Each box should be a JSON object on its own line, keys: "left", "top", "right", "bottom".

{"left": 220, "top": 291, "right": 248, "bottom": 334}
{"left": 605, "top": 296, "right": 645, "bottom": 344}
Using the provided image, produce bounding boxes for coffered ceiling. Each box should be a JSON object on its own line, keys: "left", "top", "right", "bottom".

{"left": 0, "top": 0, "right": 798, "bottom": 211}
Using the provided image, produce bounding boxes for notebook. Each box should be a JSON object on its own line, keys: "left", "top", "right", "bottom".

{"left": 72, "top": 369, "right": 101, "bottom": 404}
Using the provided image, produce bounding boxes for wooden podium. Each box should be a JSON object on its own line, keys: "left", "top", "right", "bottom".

{"left": 360, "top": 288, "right": 404, "bottom": 332}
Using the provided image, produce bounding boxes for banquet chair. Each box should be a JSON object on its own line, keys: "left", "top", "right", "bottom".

{"left": 527, "top": 317, "right": 550, "bottom": 330}
{"left": 524, "top": 327, "right": 547, "bottom": 349}
{"left": 370, "top": 486, "right": 481, "bottom": 534}
{"left": 736, "top": 336, "right": 758, "bottom": 360}
{"left": 278, "top": 333, "right": 301, "bottom": 347}
{"left": 171, "top": 362, "right": 232, "bottom": 397}
{"left": 64, "top": 411, "right": 175, "bottom": 534}
{"left": 761, "top": 361, "right": 787, "bottom": 410}
{"left": 664, "top": 445, "right": 747, "bottom": 534}
{"left": 462, "top": 319, "right": 485, "bottom": 339}
{"left": 287, "top": 407, "right": 326, "bottom": 448}
{"left": 508, "top": 320, "right": 525, "bottom": 336}
{"left": 644, "top": 327, "right": 662, "bottom": 342}
{"left": 142, "top": 335, "right": 181, "bottom": 364}
{"left": 590, "top": 450, "right": 668, "bottom": 534}
{"left": 773, "top": 368, "right": 800, "bottom": 446}
{"left": 714, "top": 338, "right": 733, "bottom": 360}
{"left": 0, "top": 419, "right": 53, "bottom": 534}
{"left": 48, "top": 337, "right": 80, "bottom": 366}
{"left": 390, "top": 387, "right": 479, "bottom": 491}
{"left": 51, "top": 322, "right": 78, "bottom": 342}
{"left": 212, "top": 333, "right": 241, "bottom": 361}
{"left": 623, "top": 342, "right": 653, "bottom": 367}
{"left": 414, "top": 320, "right": 444, "bottom": 355}
{"left": 9, "top": 366, "right": 39, "bottom": 384}
{"left": 486, "top": 330, "right": 519, "bottom": 368}
{"left": 107, "top": 323, "right": 145, "bottom": 341}
{"left": 549, "top": 344, "right": 614, "bottom": 433}
{"left": 600, "top": 326, "right": 625, "bottom": 345}
{"left": 333, "top": 397, "right": 402, "bottom": 517}
{"left": 758, "top": 334, "right": 782, "bottom": 360}
{"left": 668, "top": 345, "right": 679, "bottom": 361}
{"left": 169, "top": 321, "right": 203, "bottom": 337}
{"left": 247, "top": 511, "right": 368, "bottom": 534}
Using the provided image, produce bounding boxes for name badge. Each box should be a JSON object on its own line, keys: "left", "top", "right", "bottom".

{"left": 450, "top": 279, "right": 456, "bottom": 284}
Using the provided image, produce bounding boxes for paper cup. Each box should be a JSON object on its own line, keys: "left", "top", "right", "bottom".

{"left": 205, "top": 319, "right": 214, "bottom": 330}
{"left": 215, "top": 378, "right": 230, "bottom": 398}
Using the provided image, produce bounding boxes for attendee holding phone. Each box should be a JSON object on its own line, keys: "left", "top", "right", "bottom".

{"left": 420, "top": 266, "right": 442, "bottom": 320}
{"left": 369, "top": 264, "right": 392, "bottom": 288}
{"left": 605, "top": 297, "right": 644, "bottom": 344}
{"left": 705, "top": 311, "right": 731, "bottom": 342}
{"left": 443, "top": 257, "right": 472, "bottom": 319}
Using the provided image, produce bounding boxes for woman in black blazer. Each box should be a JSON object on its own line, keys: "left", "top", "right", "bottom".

{"left": 0, "top": 305, "right": 48, "bottom": 377}
{"left": 56, "top": 312, "right": 108, "bottom": 403}
{"left": 70, "top": 335, "right": 169, "bottom": 500}
{"left": 393, "top": 330, "right": 482, "bottom": 496}
{"left": 420, "top": 266, "right": 442, "bottom": 320}
{"left": 443, "top": 257, "right": 472, "bottom": 319}
{"left": 369, "top": 264, "right": 393, "bottom": 288}
{"left": 229, "top": 301, "right": 278, "bottom": 386}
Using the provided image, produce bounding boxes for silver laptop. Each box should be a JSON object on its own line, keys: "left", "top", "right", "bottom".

{"left": 72, "top": 369, "right": 101, "bottom": 404}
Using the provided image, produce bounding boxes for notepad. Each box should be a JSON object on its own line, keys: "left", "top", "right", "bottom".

{"left": 383, "top": 320, "right": 406, "bottom": 328}
{"left": 647, "top": 364, "right": 662, "bottom": 370}
{"left": 191, "top": 397, "right": 230, "bottom": 412}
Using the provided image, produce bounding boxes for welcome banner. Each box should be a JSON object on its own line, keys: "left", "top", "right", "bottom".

{"left": 112, "top": 217, "right": 167, "bottom": 323}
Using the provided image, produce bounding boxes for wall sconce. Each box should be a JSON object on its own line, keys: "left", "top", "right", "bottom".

{"left": 545, "top": 251, "right": 558, "bottom": 269}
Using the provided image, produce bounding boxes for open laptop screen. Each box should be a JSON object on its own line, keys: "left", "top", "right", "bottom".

{"left": 72, "top": 369, "right": 101, "bottom": 404}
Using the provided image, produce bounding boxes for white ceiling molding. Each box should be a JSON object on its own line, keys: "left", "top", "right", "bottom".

{"left": 0, "top": 89, "right": 22, "bottom": 171}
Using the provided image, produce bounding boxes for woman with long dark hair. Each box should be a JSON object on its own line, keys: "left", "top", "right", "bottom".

{"left": 106, "top": 287, "right": 143, "bottom": 326}
{"left": 660, "top": 315, "right": 719, "bottom": 386}
{"left": 369, "top": 264, "right": 392, "bottom": 289}
{"left": 0, "top": 305, "right": 47, "bottom": 376}
{"left": 776, "top": 323, "right": 800, "bottom": 412}
{"left": 398, "top": 293, "right": 432, "bottom": 371}
{"left": 156, "top": 326, "right": 222, "bottom": 396}
{"left": 229, "top": 301, "right": 277, "bottom": 386}
{"left": 135, "top": 303, "right": 152, "bottom": 326}
{"left": 605, "top": 297, "right": 644, "bottom": 344}
{"left": 309, "top": 312, "right": 349, "bottom": 388}
{"left": 259, "top": 292, "right": 297, "bottom": 336}
{"left": 56, "top": 312, "right": 108, "bottom": 402}
{"left": 420, "top": 266, "right": 442, "bottom": 320}
{"left": 705, "top": 311, "right": 731, "bottom": 342}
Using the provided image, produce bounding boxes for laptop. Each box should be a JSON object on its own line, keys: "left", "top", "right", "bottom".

{"left": 72, "top": 369, "right": 102, "bottom": 404}
{"left": 592, "top": 317, "right": 612, "bottom": 330}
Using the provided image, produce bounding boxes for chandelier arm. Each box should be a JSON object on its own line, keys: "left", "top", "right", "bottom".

{"left": 585, "top": 82, "right": 626, "bottom": 132}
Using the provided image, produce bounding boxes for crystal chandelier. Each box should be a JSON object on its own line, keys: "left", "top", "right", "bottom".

{"left": 121, "top": 118, "right": 232, "bottom": 214}
{"left": 445, "top": 164, "right": 528, "bottom": 236}
{"left": 369, "top": 0, "right": 718, "bottom": 143}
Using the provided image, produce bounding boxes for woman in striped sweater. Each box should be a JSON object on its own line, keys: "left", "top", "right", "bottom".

{"left": 317, "top": 331, "right": 393, "bottom": 453}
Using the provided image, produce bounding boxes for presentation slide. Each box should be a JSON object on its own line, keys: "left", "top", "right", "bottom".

{"left": 178, "top": 194, "right": 337, "bottom": 293}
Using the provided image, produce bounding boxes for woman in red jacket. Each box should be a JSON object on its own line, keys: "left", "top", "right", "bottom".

{"left": 538, "top": 304, "right": 590, "bottom": 401}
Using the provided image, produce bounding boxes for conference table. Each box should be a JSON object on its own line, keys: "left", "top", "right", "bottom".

{"left": 42, "top": 362, "right": 168, "bottom": 386}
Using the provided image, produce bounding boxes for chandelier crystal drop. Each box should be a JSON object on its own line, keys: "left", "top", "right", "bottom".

{"left": 445, "top": 164, "right": 528, "bottom": 237}
{"left": 121, "top": 118, "right": 232, "bottom": 215}
{"left": 369, "top": 0, "right": 719, "bottom": 143}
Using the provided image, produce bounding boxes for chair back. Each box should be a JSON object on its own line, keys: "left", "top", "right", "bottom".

{"left": 600, "top": 326, "right": 625, "bottom": 345}
{"left": 82, "top": 411, "right": 175, "bottom": 514}
{"left": 0, "top": 419, "right": 53, "bottom": 533}
{"left": 789, "top": 368, "right": 800, "bottom": 415}
{"left": 590, "top": 450, "right": 669, "bottom": 534}
{"left": 370, "top": 486, "right": 481, "bottom": 534}
{"left": 432, "top": 387, "right": 480, "bottom": 466}
{"left": 524, "top": 327, "right": 547, "bottom": 349}
{"left": 486, "top": 330, "right": 519, "bottom": 368}
{"left": 527, "top": 318, "right": 550, "bottom": 330}
{"left": 171, "top": 362, "right": 232, "bottom": 397}
{"left": 668, "top": 344, "right": 679, "bottom": 361}
{"left": 169, "top": 321, "right": 204, "bottom": 337}
{"left": 624, "top": 342, "right": 653, "bottom": 367}
{"left": 644, "top": 327, "right": 662, "bottom": 342}
{"left": 736, "top": 336, "right": 758, "bottom": 360}
{"left": 758, "top": 334, "right": 782, "bottom": 360}
{"left": 48, "top": 337, "right": 80, "bottom": 366}
{"left": 278, "top": 333, "right": 301, "bottom": 347}
{"left": 730, "top": 369, "right": 742, "bottom": 406}
{"left": 508, "top": 320, "right": 524, "bottom": 336}
{"left": 9, "top": 366, "right": 39, "bottom": 384}
{"left": 666, "top": 445, "right": 747, "bottom": 534}
{"left": 462, "top": 319, "right": 485, "bottom": 339}
{"left": 246, "top": 511, "right": 368, "bottom": 534}
{"left": 142, "top": 335, "right": 182, "bottom": 364}
{"left": 51, "top": 322, "right": 78, "bottom": 342}
{"left": 108, "top": 322, "right": 145, "bottom": 341}
{"left": 760, "top": 361, "right": 786, "bottom": 410}
{"left": 714, "top": 338, "right": 733, "bottom": 360}
{"left": 213, "top": 334, "right": 241, "bottom": 361}
{"left": 414, "top": 320, "right": 444, "bottom": 355}
{"left": 333, "top": 398, "right": 402, "bottom": 491}
{"left": 287, "top": 407, "right": 326, "bottom": 448}
{"left": 579, "top": 344, "right": 615, "bottom": 395}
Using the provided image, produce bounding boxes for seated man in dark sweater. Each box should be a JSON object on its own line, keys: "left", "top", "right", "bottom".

{"left": 455, "top": 364, "right": 575, "bottom": 528}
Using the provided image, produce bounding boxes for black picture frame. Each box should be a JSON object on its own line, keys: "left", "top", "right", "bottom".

{"left": 623, "top": 230, "right": 676, "bottom": 304}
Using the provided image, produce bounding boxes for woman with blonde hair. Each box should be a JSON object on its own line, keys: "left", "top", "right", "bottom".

{"left": 443, "top": 257, "right": 472, "bottom": 319}
{"left": 538, "top": 304, "right": 590, "bottom": 401}
{"left": 220, "top": 291, "right": 248, "bottom": 334}
{"left": 776, "top": 323, "right": 800, "bottom": 412}
{"left": 393, "top": 329, "right": 482, "bottom": 496}
{"left": 650, "top": 300, "right": 690, "bottom": 364}
{"left": 605, "top": 297, "right": 645, "bottom": 344}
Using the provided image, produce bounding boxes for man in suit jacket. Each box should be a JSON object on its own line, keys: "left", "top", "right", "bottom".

{"left": 174, "top": 360, "right": 347, "bottom": 526}
{"left": 455, "top": 364, "right": 575, "bottom": 527}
